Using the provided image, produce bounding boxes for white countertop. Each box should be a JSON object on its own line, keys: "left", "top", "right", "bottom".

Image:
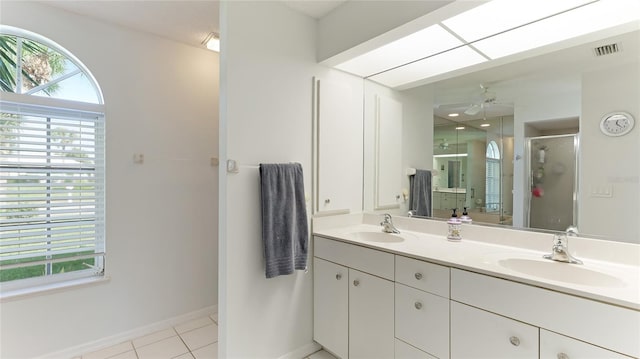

{"left": 312, "top": 217, "right": 640, "bottom": 311}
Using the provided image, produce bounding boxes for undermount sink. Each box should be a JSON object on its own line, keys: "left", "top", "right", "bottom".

{"left": 348, "top": 231, "right": 405, "bottom": 243}
{"left": 497, "top": 257, "right": 626, "bottom": 288}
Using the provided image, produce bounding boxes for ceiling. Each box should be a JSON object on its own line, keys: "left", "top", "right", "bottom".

{"left": 41, "top": 1, "right": 221, "bottom": 48}
{"left": 40, "top": 0, "right": 637, "bottom": 122}
{"left": 40, "top": 0, "right": 346, "bottom": 49}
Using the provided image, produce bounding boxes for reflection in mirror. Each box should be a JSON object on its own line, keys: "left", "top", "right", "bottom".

{"left": 361, "top": 30, "right": 638, "bottom": 244}
{"left": 525, "top": 133, "right": 578, "bottom": 231}
{"left": 432, "top": 115, "right": 514, "bottom": 226}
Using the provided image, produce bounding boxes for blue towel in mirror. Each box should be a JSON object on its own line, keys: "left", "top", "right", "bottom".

{"left": 259, "top": 163, "right": 309, "bottom": 278}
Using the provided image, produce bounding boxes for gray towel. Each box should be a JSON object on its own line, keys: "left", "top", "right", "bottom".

{"left": 259, "top": 163, "right": 309, "bottom": 278}
{"left": 410, "top": 169, "right": 432, "bottom": 217}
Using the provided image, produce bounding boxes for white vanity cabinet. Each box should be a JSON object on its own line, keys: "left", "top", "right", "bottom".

{"left": 313, "top": 235, "right": 639, "bottom": 359}
{"left": 451, "top": 301, "right": 538, "bottom": 359}
{"left": 313, "top": 236, "right": 395, "bottom": 359}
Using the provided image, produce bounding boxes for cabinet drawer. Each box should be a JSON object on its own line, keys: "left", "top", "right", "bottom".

{"left": 395, "top": 255, "right": 449, "bottom": 297}
{"left": 451, "top": 301, "right": 538, "bottom": 359}
{"left": 395, "top": 339, "right": 437, "bottom": 359}
{"left": 451, "top": 268, "right": 640, "bottom": 357}
{"left": 395, "top": 283, "right": 449, "bottom": 359}
{"left": 314, "top": 236, "right": 394, "bottom": 280}
{"left": 540, "top": 330, "right": 633, "bottom": 359}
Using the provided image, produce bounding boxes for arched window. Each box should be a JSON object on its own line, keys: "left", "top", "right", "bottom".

{"left": 0, "top": 26, "right": 105, "bottom": 293}
{"left": 485, "top": 141, "right": 501, "bottom": 212}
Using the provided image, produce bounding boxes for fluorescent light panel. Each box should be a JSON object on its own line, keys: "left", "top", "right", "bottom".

{"left": 442, "top": 0, "right": 594, "bottom": 43}
{"left": 334, "top": 0, "right": 639, "bottom": 88}
{"left": 335, "top": 24, "right": 464, "bottom": 77}
{"left": 434, "top": 153, "right": 468, "bottom": 158}
{"left": 368, "top": 46, "right": 487, "bottom": 88}
{"left": 474, "top": 0, "right": 640, "bottom": 59}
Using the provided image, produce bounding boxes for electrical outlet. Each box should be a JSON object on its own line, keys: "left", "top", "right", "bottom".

{"left": 590, "top": 185, "right": 613, "bottom": 198}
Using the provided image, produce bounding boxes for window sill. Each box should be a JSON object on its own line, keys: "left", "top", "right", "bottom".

{"left": 0, "top": 275, "right": 111, "bottom": 303}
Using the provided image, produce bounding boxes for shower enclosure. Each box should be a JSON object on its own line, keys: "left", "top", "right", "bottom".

{"left": 525, "top": 134, "right": 578, "bottom": 231}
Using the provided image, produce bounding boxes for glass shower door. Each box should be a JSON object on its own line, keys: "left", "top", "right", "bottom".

{"left": 526, "top": 134, "right": 578, "bottom": 231}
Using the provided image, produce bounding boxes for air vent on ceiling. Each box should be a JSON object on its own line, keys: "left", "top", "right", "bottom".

{"left": 593, "top": 43, "right": 621, "bottom": 57}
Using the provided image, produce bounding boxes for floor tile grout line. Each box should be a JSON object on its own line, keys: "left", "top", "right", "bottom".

{"left": 174, "top": 327, "right": 194, "bottom": 358}
{"left": 81, "top": 314, "right": 218, "bottom": 359}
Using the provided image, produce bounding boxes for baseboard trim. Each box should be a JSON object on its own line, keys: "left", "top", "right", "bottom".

{"left": 36, "top": 304, "right": 218, "bottom": 359}
{"left": 277, "top": 342, "right": 322, "bottom": 359}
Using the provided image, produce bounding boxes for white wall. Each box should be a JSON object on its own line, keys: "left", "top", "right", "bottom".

{"left": 0, "top": 3, "right": 219, "bottom": 357}
{"left": 219, "top": 1, "right": 363, "bottom": 357}
{"left": 579, "top": 61, "right": 640, "bottom": 243}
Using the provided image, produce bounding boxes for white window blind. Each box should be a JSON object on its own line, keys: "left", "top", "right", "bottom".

{"left": 0, "top": 101, "right": 105, "bottom": 288}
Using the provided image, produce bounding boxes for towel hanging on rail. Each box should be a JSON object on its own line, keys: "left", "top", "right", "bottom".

{"left": 259, "top": 163, "right": 309, "bottom": 278}
{"left": 410, "top": 169, "right": 432, "bottom": 217}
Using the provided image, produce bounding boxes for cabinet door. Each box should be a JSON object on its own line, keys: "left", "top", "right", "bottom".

{"left": 349, "top": 268, "right": 394, "bottom": 359}
{"left": 395, "top": 283, "right": 449, "bottom": 358}
{"left": 451, "top": 302, "right": 538, "bottom": 359}
{"left": 313, "top": 258, "right": 348, "bottom": 359}
{"left": 314, "top": 78, "right": 362, "bottom": 214}
{"left": 540, "top": 329, "right": 633, "bottom": 359}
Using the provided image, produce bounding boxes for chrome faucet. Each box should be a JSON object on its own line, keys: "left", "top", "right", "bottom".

{"left": 543, "top": 227, "right": 583, "bottom": 265}
{"left": 381, "top": 213, "right": 400, "bottom": 234}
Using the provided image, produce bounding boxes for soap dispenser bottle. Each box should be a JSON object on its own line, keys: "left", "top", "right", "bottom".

{"left": 447, "top": 208, "right": 462, "bottom": 241}
{"left": 460, "top": 207, "right": 472, "bottom": 224}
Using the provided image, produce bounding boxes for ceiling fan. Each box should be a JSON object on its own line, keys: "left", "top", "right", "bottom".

{"left": 437, "top": 84, "right": 511, "bottom": 116}
{"left": 463, "top": 85, "right": 498, "bottom": 115}
{"left": 434, "top": 138, "right": 449, "bottom": 150}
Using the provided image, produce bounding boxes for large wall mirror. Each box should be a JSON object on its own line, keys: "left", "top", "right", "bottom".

{"left": 362, "top": 28, "right": 639, "bottom": 244}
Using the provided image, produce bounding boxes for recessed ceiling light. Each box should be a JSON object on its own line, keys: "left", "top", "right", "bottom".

{"left": 448, "top": 113, "right": 460, "bottom": 117}
{"left": 455, "top": 126, "right": 465, "bottom": 130}
{"left": 480, "top": 123, "right": 491, "bottom": 127}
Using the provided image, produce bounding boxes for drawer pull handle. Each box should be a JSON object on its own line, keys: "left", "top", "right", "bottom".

{"left": 336, "top": 274, "right": 342, "bottom": 280}
{"left": 414, "top": 272, "right": 423, "bottom": 280}
{"left": 414, "top": 302, "right": 422, "bottom": 310}
{"left": 353, "top": 280, "right": 360, "bottom": 287}
{"left": 509, "top": 336, "right": 520, "bottom": 347}
{"left": 557, "top": 353, "right": 569, "bottom": 359}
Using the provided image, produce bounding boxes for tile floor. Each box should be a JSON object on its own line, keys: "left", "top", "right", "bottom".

{"left": 79, "top": 311, "right": 336, "bottom": 359}
{"left": 79, "top": 313, "right": 219, "bottom": 359}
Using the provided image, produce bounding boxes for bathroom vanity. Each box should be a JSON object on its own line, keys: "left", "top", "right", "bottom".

{"left": 312, "top": 214, "right": 640, "bottom": 359}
